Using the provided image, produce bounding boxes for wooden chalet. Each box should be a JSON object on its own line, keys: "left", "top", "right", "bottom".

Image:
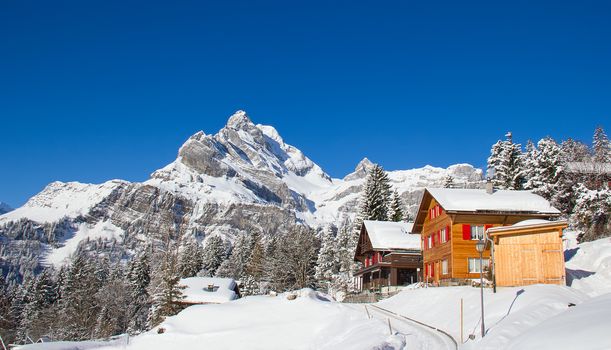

{"left": 412, "top": 186, "right": 562, "bottom": 286}
{"left": 354, "top": 220, "right": 422, "bottom": 292}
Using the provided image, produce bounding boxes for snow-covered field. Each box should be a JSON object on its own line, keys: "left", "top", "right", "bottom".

{"left": 112, "top": 289, "right": 402, "bottom": 350}
{"left": 16, "top": 235, "right": 611, "bottom": 350}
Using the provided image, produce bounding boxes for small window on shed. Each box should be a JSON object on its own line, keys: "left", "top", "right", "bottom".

{"left": 442, "top": 259, "right": 448, "bottom": 275}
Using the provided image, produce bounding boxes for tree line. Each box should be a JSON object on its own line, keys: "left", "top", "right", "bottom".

{"left": 487, "top": 126, "right": 610, "bottom": 241}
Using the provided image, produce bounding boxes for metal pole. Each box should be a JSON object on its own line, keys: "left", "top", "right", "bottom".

{"left": 460, "top": 298, "right": 464, "bottom": 343}
{"left": 485, "top": 231, "right": 497, "bottom": 293}
{"left": 479, "top": 250, "right": 485, "bottom": 338}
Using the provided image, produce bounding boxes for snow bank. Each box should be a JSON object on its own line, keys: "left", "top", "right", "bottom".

{"left": 92, "top": 288, "right": 402, "bottom": 350}
{"left": 565, "top": 236, "right": 611, "bottom": 297}
{"left": 506, "top": 292, "right": 611, "bottom": 350}
{"left": 377, "top": 284, "right": 588, "bottom": 349}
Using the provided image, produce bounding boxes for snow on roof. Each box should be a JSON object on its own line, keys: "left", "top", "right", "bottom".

{"left": 180, "top": 277, "right": 239, "bottom": 304}
{"left": 363, "top": 220, "right": 420, "bottom": 250}
{"left": 426, "top": 188, "right": 561, "bottom": 214}
{"left": 512, "top": 219, "right": 552, "bottom": 227}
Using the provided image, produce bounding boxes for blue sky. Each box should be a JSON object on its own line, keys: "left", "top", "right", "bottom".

{"left": 1, "top": 0, "right": 610, "bottom": 207}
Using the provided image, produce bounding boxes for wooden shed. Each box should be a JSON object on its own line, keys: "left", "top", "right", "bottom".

{"left": 488, "top": 219, "right": 568, "bottom": 287}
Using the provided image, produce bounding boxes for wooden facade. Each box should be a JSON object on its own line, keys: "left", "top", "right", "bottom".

{"left": 489, "top": 221, "right": 567, "bottom": 286}
{"left": 353, "top": 221, "right": 422, "bottom": 292}
{"left": 413, "top": 188, "right": 562, "bottom": 286}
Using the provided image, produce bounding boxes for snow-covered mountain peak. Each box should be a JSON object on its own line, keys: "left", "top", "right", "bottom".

{"left": 226, "top": 110, "right": 254, "bottom": 130}
{"left": 343, "top": 157, "right": 375, "bottom": 181}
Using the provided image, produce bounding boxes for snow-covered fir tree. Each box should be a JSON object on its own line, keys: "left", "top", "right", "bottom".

{"left": 201, "top": 236, "right": 228, "bottom": 276}
{"left": 388, "top": 190, "right": 405, "bottom": 222}
{"left": 178, "top": 239, "right": 203, "bottom": 278}
{"left": 148, "top": 247, "right": 185, "bottom": 328}
{"left": 487, "top": 132, "right": 525, "bottom": 190}
{"left": 126, "top": 253, "right": 151, "bottom": 333}
{"left": 524, "top": 137, "right": 562, "bottom": 200}
{"left": 215, "top": 233, "right": 253, "bottom": 281}
{"left": 359, "top": 164, "right": 393, "bottom": 221}
{"left": 314, "top": 225, "right": 338, "bottom": 292}
{"left": 593, "top": 126, "right": 610, "bottom": 163}
{"left": 330, "top": 217, "right": 359, "bottom": 295}
{"left": 572, "top": 183, "right": 611, "bottom": 242}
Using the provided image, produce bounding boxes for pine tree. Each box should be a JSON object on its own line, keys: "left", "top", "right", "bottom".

{"left": 215, "top": 233, "right": 253, "bottom": 280}
{"left": 572, "top": 183, "right": 611, "bottom": 242}
{"left": 359, "top": 164, "right": 392, "bottom": 221}
{"left": 331, "top": 217, "right": 358, "bottom": 295}
{"left": 148, "top": 248, "right": 185, "bottom": 328}
{"left": 388, "top": 190, "right": 404, "bottom": 222}
{"left": 443, "top": 174, "right": 455, "bottom": 188}
{"left": 201, "top": 236, "right": 228, "bottom": 276}
{"left": 60, "top": 252, "right": 99, "bottom": 340}
{"left": 487, "top": 132, "right": 525, "bottom": 190}
{"left": 315, "top": 225, "right": 337, "bottom": 292}
{"left": 178, "top": 239, "right": 203, "bottom": 278}
{"left": 561, "top": 138, "right": 591, "bottom": 163}
{"left": 593, "top": 126, "right": 610, "bottom": 163}
{"left": 127, "top": 254, "right": 151, "bottom": 333}
{"left": 524, "top": 137, "right": 562, "bottom": 200}
{"left": 246, "top": 233, "right": 264, "bottom": 279}
{"left": 522, "top": 140, "right": 538, "bottom": 190}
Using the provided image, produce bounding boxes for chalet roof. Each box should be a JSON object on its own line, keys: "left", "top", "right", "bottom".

{"left": 412, "top": 188, "right": 561, "bottom": 233}
{"left": 426, "top": 188, "right": 561, "bottom": 214}
{"left": 180, "top": 277, "right": 239, "bottom": 304}
{"left": 363, "top": 220, "right": 421, "bottom": 250}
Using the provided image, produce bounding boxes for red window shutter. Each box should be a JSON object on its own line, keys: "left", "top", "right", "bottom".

{"left": 446, "top": 225, "right": 451, "bottom": 241}
{"left": 439, "top": 207, "right": 443, "bottom": 216}
{"left": 438, "top": 230, "right": 441, "bottom": 243}
{"left": 462, "top": 224, "right": 471, "bottom": 240}
{"left": 485, "top": 224, "right": 492, "bottom": 233}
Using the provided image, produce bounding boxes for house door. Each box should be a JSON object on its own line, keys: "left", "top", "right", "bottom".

{"left": 434, "top": 261, "right": 440, "bottom": 283}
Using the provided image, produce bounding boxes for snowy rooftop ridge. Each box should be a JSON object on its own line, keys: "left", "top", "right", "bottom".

{"left": 363, "top": 220, "right": 421, "bottom": 251}
{"left": 426, "top": 187, "right": 561, "bottom": 214}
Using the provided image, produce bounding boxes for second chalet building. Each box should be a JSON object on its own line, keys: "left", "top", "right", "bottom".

{"left": 412, "top": 186, "right": 565, "bottom": 286}
{"left": 354, "top": 220, "right": 422, "bottom": 292}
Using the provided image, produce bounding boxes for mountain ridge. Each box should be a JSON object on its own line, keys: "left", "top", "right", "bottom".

{"left": 0, "top": 111, "right": 483, "bottom": 275}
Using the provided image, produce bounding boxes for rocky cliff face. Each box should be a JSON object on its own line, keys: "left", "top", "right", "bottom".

{"left": 0, "top": 111, "right": 483, "bottom": 279}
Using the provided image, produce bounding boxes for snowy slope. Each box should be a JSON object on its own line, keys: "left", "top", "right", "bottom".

{"left": 0, "top": 180, "right": 126, "bottom": 223}
{"left": 377, "top": 285, "right": 588, "bottom": 349}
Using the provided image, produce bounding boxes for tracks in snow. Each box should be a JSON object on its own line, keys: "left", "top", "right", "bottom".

{"left": 347, "top": 303, "right": 458, "bottom": 350}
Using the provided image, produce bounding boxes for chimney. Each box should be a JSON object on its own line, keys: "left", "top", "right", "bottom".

{"left": 486, "top": 177, "right": 494, "bottom": 194}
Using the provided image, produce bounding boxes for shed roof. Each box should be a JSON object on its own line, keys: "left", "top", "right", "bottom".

{"left": 180, "top": 277, "right": 239, "bottom": 304}
{"left": 363, "top": 220, "right": 421, "bottom": 250}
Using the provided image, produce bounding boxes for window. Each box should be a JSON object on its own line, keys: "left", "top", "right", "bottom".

{"left": 468, "top": 258, "right": 490, "bottom": 273}
{"left": 471, "top": 225, "right": 484, "bottom": 240}
{"left": 440, "top": 228, "right": 447, "bottom": 243}
{"left": 442, "top": 259, "right": 448, "bottom": 275}
{"left": 428, "top": 235, "right": 433, "bottom": 249}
